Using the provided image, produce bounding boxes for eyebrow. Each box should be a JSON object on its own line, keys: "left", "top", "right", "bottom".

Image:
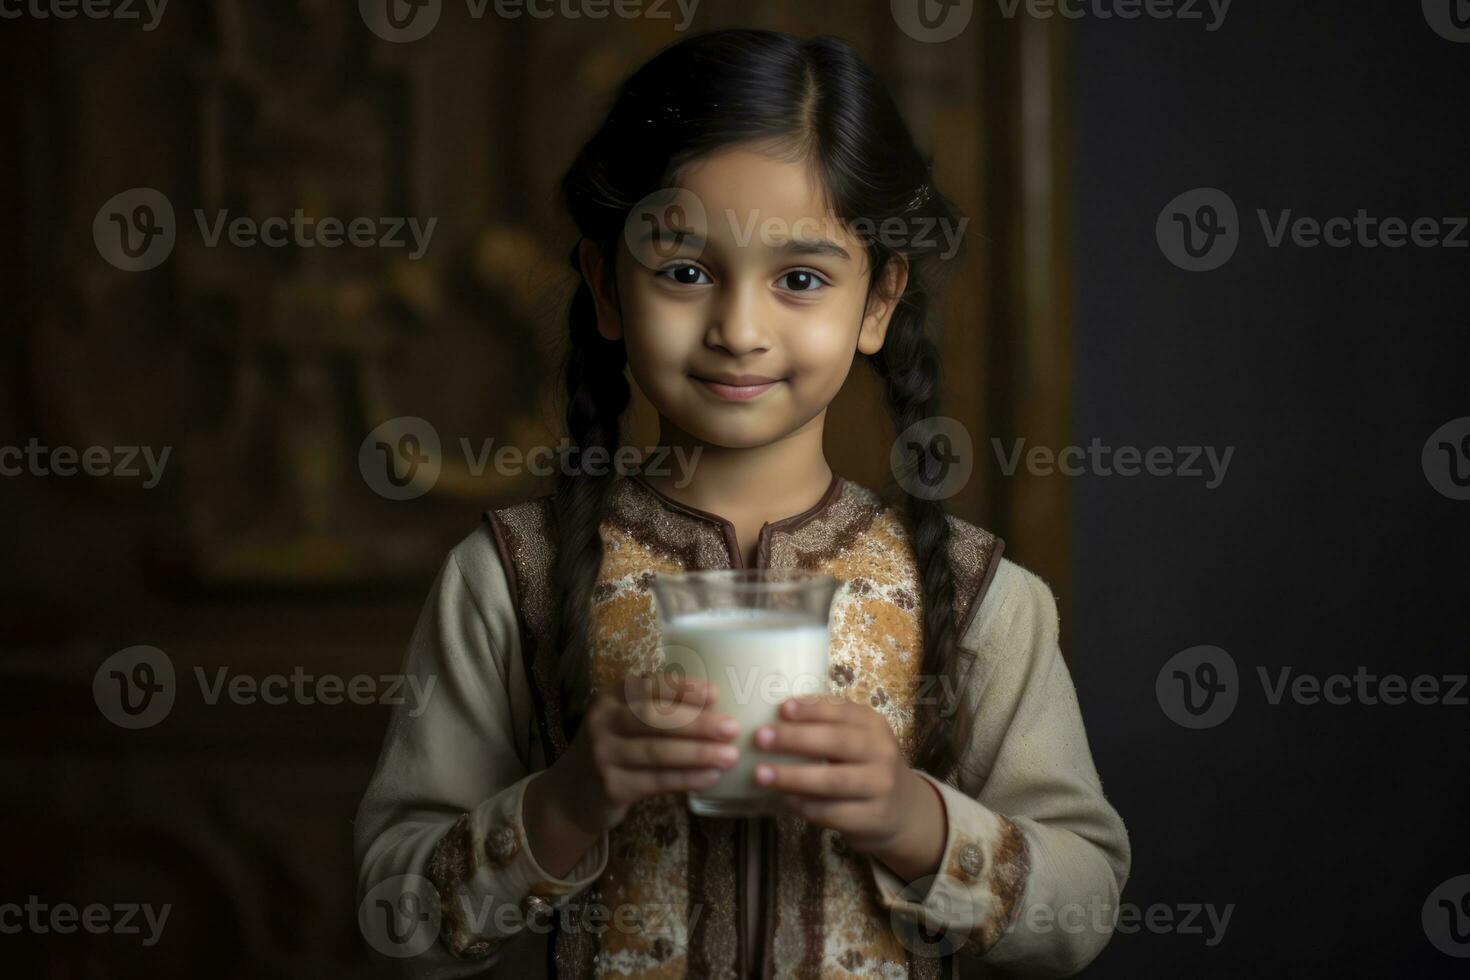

{"left": 632, "top": 226, "right": 853, "bottom": 262}
{"left": 779, "top": 238, "right": 852, "bottom": 261}
{"left": 632, "top": 226, "right": 709, "bottom": 252}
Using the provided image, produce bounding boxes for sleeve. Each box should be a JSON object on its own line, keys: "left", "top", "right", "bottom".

{"left": 353, "top": 528, "right": 610, "bottom": 975}
{"left": 867, "top": 558, "right": 1132, "bottom": 977}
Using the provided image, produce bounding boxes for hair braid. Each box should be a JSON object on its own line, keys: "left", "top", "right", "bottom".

{"left": 868, "top": 289, "right": 965, "bottom": 781}
{"left": 550, "top": 249, "right": 630, "bottom": 742}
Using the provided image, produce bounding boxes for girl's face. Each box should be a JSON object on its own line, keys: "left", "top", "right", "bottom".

{"left": 582, "top": 147, "right": 906, "bottom": 450}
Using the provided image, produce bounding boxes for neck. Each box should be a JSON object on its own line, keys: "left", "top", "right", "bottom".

{"left": 643, "top": 411, "right": 834, "bottom": 525}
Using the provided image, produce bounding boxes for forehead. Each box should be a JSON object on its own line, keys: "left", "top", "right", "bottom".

{"left": 674, "top": 147, "right": 858, "bottom": 250}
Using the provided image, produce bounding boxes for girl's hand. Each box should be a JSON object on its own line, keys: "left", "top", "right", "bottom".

{"left": 752, "top": 695, "right": 943, "bottom": 866}
{"left": 542, "top": 675, "right": 742, "bottom": 836}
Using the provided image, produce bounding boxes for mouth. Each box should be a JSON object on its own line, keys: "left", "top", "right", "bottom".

{"left": 690, "top": 372, "right": 784, "bottom": 402}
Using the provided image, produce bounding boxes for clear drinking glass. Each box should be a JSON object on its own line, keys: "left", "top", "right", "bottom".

{"left": 650, "top": 568, "right": 840, "bottom": 818}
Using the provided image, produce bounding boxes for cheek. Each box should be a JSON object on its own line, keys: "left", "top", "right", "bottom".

{"left": 623, "top": 289, "right": 708, "bottom": 408}
{"left": 784, "top": 304, "right": 864, "bottom": 391}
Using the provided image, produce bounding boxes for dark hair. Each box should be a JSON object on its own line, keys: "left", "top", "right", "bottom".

{"left": 554, "top": 29, "right": 970, "bottom": 781}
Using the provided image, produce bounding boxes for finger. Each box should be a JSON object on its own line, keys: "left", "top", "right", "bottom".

{"left": 777, "top": 695, "right": 864, "bottom": 724}
{"left": 616, "top": 674, "right": 725, "bottom": 733}
{"left": 781, "top": 796, "right": 880, "bottom": 832}
{"left": 608, "top": 736, "right": 740, "bottom": 771}
{"left": 752, "top": 761, "right": 885, "bottom": 799}
{"left": 618, "top": 766, "right": 724, "bottom": 798}
{"left": 622, "top": 673, "right": 721, "bottom": 708}
{"left": 752, "top": 722, "right": 872, "bottom": 762}
{"left": 613, "top": 701, "right": 742, "bottom": 742}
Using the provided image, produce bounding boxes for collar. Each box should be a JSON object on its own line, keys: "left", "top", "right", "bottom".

{"left": 611, "top": 471, "right": 879, "bottom": 570}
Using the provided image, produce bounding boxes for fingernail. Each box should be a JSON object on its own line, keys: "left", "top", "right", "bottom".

{"left": 754, "top": 727, "right": 773, "bottom": 748}
{"left": 755, "top": 765, "right": 773, "bottom": 785}
{"left": 719, "top": 718, "right": 739, "bottom": 737}
{"left": 715, "top": 745, "right": 738, "bottom": 765}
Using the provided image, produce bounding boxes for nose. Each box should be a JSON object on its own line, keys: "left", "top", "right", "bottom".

{"left": 704, "top": 280, "right": 770, "bottom": 357}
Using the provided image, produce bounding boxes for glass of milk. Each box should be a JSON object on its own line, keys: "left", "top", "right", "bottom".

{"left": 650, "top": 569, "right": 840, "bottom": 818}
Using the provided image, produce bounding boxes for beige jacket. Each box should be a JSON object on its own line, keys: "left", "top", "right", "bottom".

{"left": 354, "top": 475, "right": 1130, "bottom": 977}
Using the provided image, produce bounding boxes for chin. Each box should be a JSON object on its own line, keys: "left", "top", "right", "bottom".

{"left": 681, "top": 419, "right": 787, "bottom": 450}
{"left": 654, "top": 403, "right": 793, "bottom": 450}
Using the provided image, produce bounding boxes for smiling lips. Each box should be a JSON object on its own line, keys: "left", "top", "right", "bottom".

{"left": 692, "top": 373, "right": 784, "bottom": 401}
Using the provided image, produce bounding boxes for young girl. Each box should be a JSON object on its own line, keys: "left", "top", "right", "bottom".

{"left": 355, "top": 29, "right": 1129, "bottom": 978}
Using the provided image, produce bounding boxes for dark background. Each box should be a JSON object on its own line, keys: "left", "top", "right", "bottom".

{"left": 1073, "top": 2, "right": 1469, "bottom": 976}
{"left": 2, "top": 0, "right": 1467, "bottom": 977}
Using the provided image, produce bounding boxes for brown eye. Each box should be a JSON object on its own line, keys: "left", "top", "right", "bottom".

{"left": 659, "top": 263, "right": 711, "bottom": 286}
{"left": 777, "top": 270, "right": 828, "bottom": 293}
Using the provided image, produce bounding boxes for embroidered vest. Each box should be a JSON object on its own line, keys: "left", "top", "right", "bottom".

{"left": 487, "top": 475, "right": 1003, "bottom": 978}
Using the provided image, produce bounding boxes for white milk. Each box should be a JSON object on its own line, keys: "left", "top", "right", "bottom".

{"left": 660, "top": 607, "right": 830, "bottom": 816}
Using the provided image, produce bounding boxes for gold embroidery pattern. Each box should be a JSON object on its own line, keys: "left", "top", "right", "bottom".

{"left": 962, "top": 816, "right": 1031, "bottom": 956}
{"left": 488, "top": 477, "right": 1005, "bottom": 977}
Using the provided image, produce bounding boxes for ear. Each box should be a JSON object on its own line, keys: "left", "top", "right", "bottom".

{"left": 856, "top": 256, "right": 910, "bottom": 356}
{"left": 578, "top": 238, "right": 623, "bottom": 341}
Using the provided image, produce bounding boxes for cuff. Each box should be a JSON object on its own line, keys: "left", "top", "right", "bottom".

{"left": 869, "top": 770, "right": 1031, "bottom": 956}
{"left": 428, "top": 772, "right": 610, "bottom": 959}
